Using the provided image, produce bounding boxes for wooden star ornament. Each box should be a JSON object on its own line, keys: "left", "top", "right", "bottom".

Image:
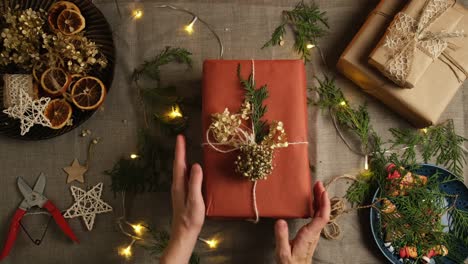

{"left": 63, "top": 159, "right": 87, "bottom": 183}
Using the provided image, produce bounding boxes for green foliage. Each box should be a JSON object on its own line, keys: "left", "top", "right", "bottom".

{"left": 237, "top": 64, "right": 269, "bottom": 143}
{"left": 314, "top": 76, "right": 379, "bottom": 153}
{"left": 390, "top": 120, "right": 467, "bottom": 178}
{"left": 105, "top": 132, "right": 173, "bottom": 194}
{"left": 140, "top": 229, "right": 200, "bottom": 264}
{"left": 315, "top": 76, "right": 468, "bottom": 262}
{"left": 262, "top": 1, "right": 329, "bottom": 62}
{"left": 132, "top": 46, "right": 192, "bottom": 86}
{"left": 107, "top": 47, "right": 193, "bottom": 194}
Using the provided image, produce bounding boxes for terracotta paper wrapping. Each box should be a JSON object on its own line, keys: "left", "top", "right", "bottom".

{"left": 202, "top": 60, "right": 312, "bottom": 219}
{"left": 337, "top": 0, "right": 467, "bottom": 127}
{"left": 369, "top": 0, "right": 467, "bottom": 88}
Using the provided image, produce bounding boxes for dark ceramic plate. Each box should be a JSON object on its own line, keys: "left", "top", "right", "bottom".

{"left": 0, "top": 0, "right": 115, "bottom": 140}
{"left": 370, "top": 164, "right": 468, "bottom": 264}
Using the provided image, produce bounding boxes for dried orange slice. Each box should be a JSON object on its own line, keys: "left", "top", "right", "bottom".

{"left": 48, "top": 1, "right": 81, "bottom": 31}
{"left": 71, "top": 76, "right": 106, "bottom": 110}
{"left": 41, "top": 67, "right": 71, "bottom": 96}
{"left": 57, "top": 9, "right": 86, "bottom": 35}
{"left": 44, "top": 99, "right": 73, "bottom": 129}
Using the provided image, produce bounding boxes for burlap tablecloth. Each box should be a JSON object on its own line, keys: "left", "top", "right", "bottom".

{"left": 0, "top": 0, "right": 467, "bottom": 263}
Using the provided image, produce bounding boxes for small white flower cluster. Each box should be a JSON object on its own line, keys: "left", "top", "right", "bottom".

{"left": 0, "top": 8, "right": 46, "bottom": 70}
{"left": 42, "top": 32, "right": 108, "bottom": 74}
{"left": 0, "top": 8, "right": 107, "bottom": 75}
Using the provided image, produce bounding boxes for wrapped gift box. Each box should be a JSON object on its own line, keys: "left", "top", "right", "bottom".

{"left": 369, "top": 0, "right": 466, "bottom": 88}
{"left": 202, "top": 60, "right": 312, "bottom": 219}
{"left": 337, "top": 0, "right": 468, "bottom": 127}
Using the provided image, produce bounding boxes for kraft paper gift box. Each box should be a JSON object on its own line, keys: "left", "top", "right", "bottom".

{"left": 337, "top": 0, "right": 468, "bottom": 127}
{"left": 369, "top": 0, "right": 467, "bottom": 88}
{"left": 202, "top": 60, "right": 312, "bottom": 219}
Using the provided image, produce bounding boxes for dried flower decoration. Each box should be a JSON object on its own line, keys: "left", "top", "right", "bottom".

{"left": 206, "top": 63, "right": 288, "bottom": 181}
{"left": 0, "top": 8, "right": 46, "bottom": 70}
{"left": 42, "top": 32, "right": 108, "bottom": 74}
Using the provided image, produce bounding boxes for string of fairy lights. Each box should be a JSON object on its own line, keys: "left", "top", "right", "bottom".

{"left": 112, "top": 3, "right": 222, "bottom": 259}
{"left": 112, "top": 1, "right": 322, "bottom": 259}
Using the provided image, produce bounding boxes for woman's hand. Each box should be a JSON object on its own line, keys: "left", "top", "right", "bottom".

{"left": 161, "top": 135, "right": 205, "bottom": 264}
{"left": 274, "top": 181, "right": 330, "bottom": 264}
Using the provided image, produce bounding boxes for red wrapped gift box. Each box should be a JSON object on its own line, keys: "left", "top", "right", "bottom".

{"left": 202, "top": 60, "right": 312, "bottom": 219}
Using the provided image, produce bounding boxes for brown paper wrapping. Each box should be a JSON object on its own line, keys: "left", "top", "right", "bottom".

{"left": 202, "top": 60, "right": 312, "bottom": 219}
{"left": 338, "top": 0, "right": 468, "bottom": 127}
{"left": 369, "top": 0, "right": 466, "bottom": 88}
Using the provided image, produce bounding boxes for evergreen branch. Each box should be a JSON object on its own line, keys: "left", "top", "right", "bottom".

{"left": 449, "top": 207, "right": 468, "bottom": 246}
{"left": 390, "top": 120, "right": 467, "bottom": 178}
{"left": 262, "top": 23, "right": 286, "bottom": 49}
{"left": 262, "top": 1, "right": 329, "bottom": 62}
{"left": 314, "top": 76, "right": 378, "bottom": 153}
{"left": 237, "top": 64, "right": 269, "bottom": 142}
{"left": 140, "top": 229, "right": 200, "bottom": 264}
{"left": 132, "top": 46, "right": 192, "bottom": 87}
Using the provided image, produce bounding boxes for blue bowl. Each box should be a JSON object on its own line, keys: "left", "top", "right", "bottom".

{"left": 370, "top": 164, "right": 468, "bottom": 264}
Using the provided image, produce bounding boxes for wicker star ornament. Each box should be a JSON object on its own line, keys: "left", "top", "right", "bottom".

{"left": 64, "top": 183, "right": 113, "bottom": 231}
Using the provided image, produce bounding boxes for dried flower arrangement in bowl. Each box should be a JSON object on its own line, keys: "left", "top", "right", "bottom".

{"left": 0, "top": 0, "right": 115, "bottom": 140}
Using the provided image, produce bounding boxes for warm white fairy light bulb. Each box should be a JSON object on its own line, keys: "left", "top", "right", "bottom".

{"left": 131, "top": 223, "right": 144, "bottom": 235}
{"left": 306, "top": 43, "right": 315, "bottom": 49}
{"left": 339, "top": 100, "right": 347, "bottom": 107}
{"left": 168, "top": 105, "right": 183, "bottom": 119}
{"left": 119, "top": 240, "right": 135, "bottom": 259}
{"left": 130, "top": 154, "right": 139, "bottom": 159}
{"left": 199, "top": 237, "right": 219, "bottom": 249}
{"left": 132, "top": 9, "right": 143, "bottom": 19}
{"left": 184, "top": 16, "right": 198, "bottom": 34}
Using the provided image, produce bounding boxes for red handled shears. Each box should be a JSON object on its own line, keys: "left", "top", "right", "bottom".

{"left": 0, "top": 173, "right": 79, "bottom": 260}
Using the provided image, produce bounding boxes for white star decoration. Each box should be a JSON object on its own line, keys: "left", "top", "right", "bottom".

{"left": 2, "top": 88, "right": 51, "bottom": 135}
{"left": 64, "top": 183, "right": 113, "bottom": 231}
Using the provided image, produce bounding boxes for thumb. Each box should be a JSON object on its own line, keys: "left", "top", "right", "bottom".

{"left": 275, "top": 220, "right": 291, "bottom": 261}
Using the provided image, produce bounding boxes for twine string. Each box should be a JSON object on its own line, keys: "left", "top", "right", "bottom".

{"left": 202, "top": 60, "right": 308, "bottom": 223}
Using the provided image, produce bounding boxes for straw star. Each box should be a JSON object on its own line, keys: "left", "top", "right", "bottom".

{"left": 64, "top": 183, "right": 113, "bottom": 231}
{"left": 2, "top": 88, "right": 51, "bottom": 135}
{"left": 63, "top": 159, "right": 88, "bottom": 183}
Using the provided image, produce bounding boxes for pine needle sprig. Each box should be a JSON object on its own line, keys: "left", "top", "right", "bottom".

{"left": 132, "top": 46, "right": 192, "bottom": 86}
{"left": 262, "top": 1, "right": 329, "bottom": 62}
{"left": 140, "top": 229, "right": 200, "bottom": 264}
{"left": 314, "top": 76, "right": 379, "bottom": 153}
{"left": 390, "top": 120, "right": 467, "bottom": 178}
{"left": 449, "top": 207, "right": 468, "bottom": 246}
{"left": 237, "top": 64, "right": 269, "bottom": 143}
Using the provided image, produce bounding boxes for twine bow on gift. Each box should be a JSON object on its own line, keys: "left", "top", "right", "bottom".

{"left": 383, "top": 0, "right": 467, "bottom": 86}
{"left": 203, "top": 60, "right": 308, "bottom": 223}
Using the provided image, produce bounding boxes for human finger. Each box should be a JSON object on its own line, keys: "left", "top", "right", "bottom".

{"left": 187, "top": 163, "right": 203, "bottom": 206}
{"left": 172, "top": 135, "right": 187, "bottom": 206}
{"left": 274, "top": 219, "right": 292, "bottom": 262}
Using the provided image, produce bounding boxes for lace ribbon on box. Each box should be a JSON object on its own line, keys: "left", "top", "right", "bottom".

{"left": 203, "top": 60, "right": 308, "bottom": 223}
{"left": 383, "top": 0, "right": 466, "bottom": 86}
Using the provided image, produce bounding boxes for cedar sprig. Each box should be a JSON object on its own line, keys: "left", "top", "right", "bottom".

{"left": 237, "top": 64, "right": 269, "bottom": 143}
{"left": 132, "top": 46, "right": 192, "bottom": 86}
{"left": 262, "top": 1, "right": 329, "bottom": 62}
{"left": 390, "top": 120, "right": 467, "bottom": 178}
{"left": 140, "top": 229, "right": 200, "bottom": 264}
{"left": 314, "top": 76, "right": 379, "bottom": 154}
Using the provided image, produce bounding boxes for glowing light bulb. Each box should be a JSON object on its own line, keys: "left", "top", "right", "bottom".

{"left": 184, "top": 16, "right": 198, "bottom": 35}
{"left": 132, "top": 9, "right": 143, "bottom": 19}
{"left": 119, "top": 244, "right": 133, "bottom": 258}
{"left": 206, "top": 239, "right": 219, "bottom": 249}
{"left": 306, "top": 43, "right": 315, "bottom": 49}
{"left": 130, "top": 154, "right": 139, "bottom": 159}
{"left": 199, "top": 237, "right": 219, "bottom": 249}
{"left": 339, "top": 100, "right": 347, "bottom": 107}
{"left": 168, "top": 105, "right": 183, "bottom": 119}
{"left": 131, "top": 224, "right": 144, "bottom": 235}
{"left": 421, "top": 128, "right": 428, "bottom": 134}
